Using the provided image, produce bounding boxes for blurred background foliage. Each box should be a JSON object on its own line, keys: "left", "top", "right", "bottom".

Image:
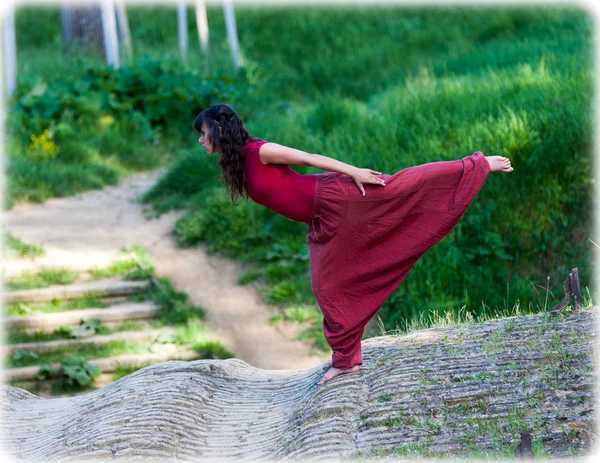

{"left": 6, "top": 4, "right": 595, "bottom": 334}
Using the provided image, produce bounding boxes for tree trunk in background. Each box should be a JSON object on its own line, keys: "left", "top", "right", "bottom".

{"left": 59, "top": 3, "right": 105, "bottom": 59}
{"left": 100, "top": 0, "right": 119, "bottom": 68}
{"left": 115, "top": 0, "right": 132, "bottom": 60}
{"left": 195, "top": 0, "right": 210, "bottom": 74}
{"left": 223, "top": 0, "right": 241, "bottom": 71}
{"left": 177, "top": 0, "right": 188, "bottom": 62}
{"left": 3, "top": 2, "right": 17, "bottom": 98}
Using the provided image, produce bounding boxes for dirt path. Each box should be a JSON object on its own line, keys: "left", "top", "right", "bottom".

{"left": 2, "top": 169, "right": 330, "bottom": 370}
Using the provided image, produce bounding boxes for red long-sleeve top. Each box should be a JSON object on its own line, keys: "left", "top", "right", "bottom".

{"left": 242, "top": 138, "right": 318, "bottom": 224}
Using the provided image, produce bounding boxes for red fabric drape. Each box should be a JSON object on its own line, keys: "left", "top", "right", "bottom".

{"left": 307, "top": 152, "right": 490, "bottom": 368}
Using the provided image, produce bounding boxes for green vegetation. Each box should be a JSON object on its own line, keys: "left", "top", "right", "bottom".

{"left": 9, "top": 5, "right": 595, "bottom": 348}
{"left": 5, "top": 296, "right": 109, "bottom": 317}
{"left": 112, "top": 360, "right": 153, "bottom": 381}
{"left": 3, "top": 245, "right": 155, "bottom": 292}
{"left": 4, "top": 317, "right": 233, "bottom": 370}
{"left": 140, "top": 6, "right": 594, "bottom": 337}
{"left": 90, "top": 244, "right": 155, "bottom": 280}
{"left": 3, "top": 230, "right": 45, "bottom": 259}
{"left": 4, "top": 267, "right": 79, "bottom": 291}
{"left": 36, "top": 356, "right": 102, "bottom": 389}
{"left": 6, "top": 321, "right": 145, "bottom": 345}
{"left": 8, "top": 339, "right": 153, "bottom": 368}
{"left": 3, "top": 246, "right": 234, "bottom": 395}
{"left": 6, "top": 12, "right": 237, "bottom": 208}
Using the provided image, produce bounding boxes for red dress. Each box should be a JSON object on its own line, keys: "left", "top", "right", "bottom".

{"left": 242, "top": 138, "right": 317, "bottom": 224}
{"left": 243, "top": 138, "right": 490, "bottom": 369}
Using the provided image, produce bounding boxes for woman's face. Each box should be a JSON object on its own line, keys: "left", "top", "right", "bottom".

{"left": 198, "top": 122, "right": 219, "bottom": 154}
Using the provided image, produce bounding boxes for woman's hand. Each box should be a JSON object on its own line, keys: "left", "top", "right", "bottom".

{"left": 350, "top": 167, "right": 386, "bottom": 196}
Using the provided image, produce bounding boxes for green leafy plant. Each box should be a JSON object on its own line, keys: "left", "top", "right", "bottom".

{"left": 149, "top": 277, "right": 206, "bottom": 325}
{"left": 192, "top": 340, "right": 235, "bottom": 359}
{"left": 12, "top": 349, "right": 40, "bottom": 362}
{"left": 5, "top": 54, "right": 239, "bottom": 208}
{"left": 36, "top": 363, "right": 57, "bottom": 381}
{"left": 59, "top": 356, "right": 102, "bottom": 387}
{"left": 69, "top": 319, "right": 103, "bottom": 338}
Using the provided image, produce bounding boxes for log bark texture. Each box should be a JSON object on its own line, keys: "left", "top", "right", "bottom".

{"left": 1, "top": 308, "right": 597, "bottom": 462}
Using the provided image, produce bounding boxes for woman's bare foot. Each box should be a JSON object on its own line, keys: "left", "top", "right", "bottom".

{"left": 485, "top": 155, "right": 514, "bottom": 172}
{"left": 317, "top": 365, "right": 360, "bottom": 385}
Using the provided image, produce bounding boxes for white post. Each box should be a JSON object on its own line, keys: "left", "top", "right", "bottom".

{"left": 195, "top": 0, "right": 209, "bottom": 56}
{"left": 3, "top": 2, "right": 17, "bottom": 98}
{"left": 101, "top": 0, "right": 119, "bottom": 68}
{"left": 115, "top": 0, "right": 132, "bottom": 59}
{"left": 223, "top": 0, "right": 241, "bottom": 70}
{"left": 177, "top": 0, "right": 188, "bottom": 61}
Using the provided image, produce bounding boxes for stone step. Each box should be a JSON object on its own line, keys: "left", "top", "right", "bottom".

{"left": 2, "top": 349, "right": 201, "bottom": 382}
{"left": 2, "top": 327, "right": 178, "bottom": 356}
{"left": 8, "top": 372, "right": 117, "bottom": 398}
{"left": 1, "top": 278, "right": 150, "bottom": 304}
{"left": 1, "top": 302, "right": 161, "bottom": 332}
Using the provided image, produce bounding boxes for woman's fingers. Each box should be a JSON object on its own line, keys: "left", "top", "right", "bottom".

{"left": 373, "top": 175, "right": 386, "bottom": 186}
{"left": 369, "top": 170, "right": 385, "bottom": 185}
{"left": 354, "top": 180, "right": 366, "bottom": 196}
{"left": 354, "top": 169, "right": 386, "bottom": 196}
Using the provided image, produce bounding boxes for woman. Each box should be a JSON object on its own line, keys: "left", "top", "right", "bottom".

{"left": 193, "top": 103, "right": 513, "bottom": 386}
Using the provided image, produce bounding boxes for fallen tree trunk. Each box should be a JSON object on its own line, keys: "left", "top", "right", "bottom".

{"left": 1, "top": 308, "right": 597, "bottom": 461}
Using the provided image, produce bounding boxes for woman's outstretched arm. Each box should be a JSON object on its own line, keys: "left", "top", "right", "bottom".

{"left": 259, "top": 142, "right": 357, "bottom": 175}
{"left": 259, "top": 142, "right": 386, "bottom": 196}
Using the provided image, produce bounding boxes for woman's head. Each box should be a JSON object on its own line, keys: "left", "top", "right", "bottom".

{"left": 193, "top": 104, "right": 251, "bottom": 204}
{"left": 193, "top": 104, "right": 248, "bottom": 155}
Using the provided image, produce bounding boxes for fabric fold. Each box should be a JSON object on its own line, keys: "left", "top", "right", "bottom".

{"left": 307, "top": 152, "right": 490, "bottom": 369}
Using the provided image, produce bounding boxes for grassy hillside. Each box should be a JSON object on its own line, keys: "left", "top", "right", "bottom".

{"left": 8, "top": 4, "right": 595, "bottom": 336}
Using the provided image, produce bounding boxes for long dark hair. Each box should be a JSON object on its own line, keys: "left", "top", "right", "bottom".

{"left": 192, "top": 104, "right": 251, "bottom": 205}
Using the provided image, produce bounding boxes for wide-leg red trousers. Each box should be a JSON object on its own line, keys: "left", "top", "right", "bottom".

{"left": 307, "top": 152, "right": 490, "bottom": 369}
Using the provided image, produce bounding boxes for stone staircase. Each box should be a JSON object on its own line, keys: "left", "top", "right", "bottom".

{"left": 1, "top": 276, "right": 201, "bottom": 396}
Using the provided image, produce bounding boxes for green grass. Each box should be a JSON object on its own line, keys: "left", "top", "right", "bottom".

{"left": 4, "top": 317, "right": 234, "bottom": 369}
{"left": 3, "top": 230, "right": 45, "bottom": 259}
{"left": 6, "top": 4, "right": 230, "bottom": 209}
{"left": 5, "top": 295, "right": 109, "bottom": 317}
{"left": 90, "top": 244, "right": 155, "bottom": 281}
{"left": 269, "top": 304, "right": 321, "bottom": 324}
{"left": 146, "top": 55, "right": 593, "bottom": 342}
{"left": 112, "top": 360, "right": 154, "bottom": 381}
{"left": 5, "top": 321, "right": 146, "bottom": 345}
{"left": 4, "top": 267, "right": 79, "bottom": 291}
{"left": 3, "top": 245, "right": 155, "bottom": 293}
{"left": 192, "top": 340, "right": 235, "bottom": 360}
{"left": 389, "top": 290, "right": 595, "bottom": 338}
{"left": 5, "top": 339, "right": 158, "bottom": 368}
{"left": 4, "top": 316, "right": 233, "bottom": 368}
{"left": 10, "top": 5, "right": 595, "bottom": 348}
{"left": 2, "top": 244, "right": 233, "bottom": 394}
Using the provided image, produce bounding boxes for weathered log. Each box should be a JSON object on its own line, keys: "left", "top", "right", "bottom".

{"left": 1, "top": 308, "right": 597, "bottom": 462}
